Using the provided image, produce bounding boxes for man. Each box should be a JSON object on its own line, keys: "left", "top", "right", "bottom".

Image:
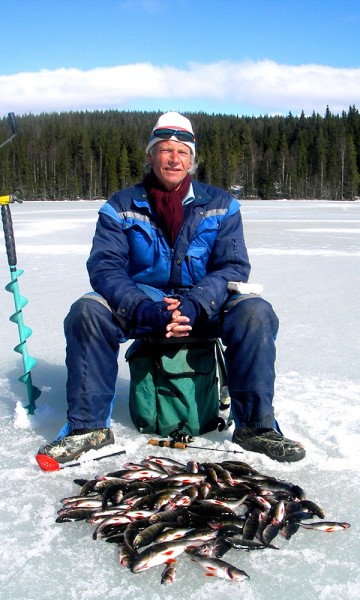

{"left": 37, "top": 112, "right": 305, "bottom": 465}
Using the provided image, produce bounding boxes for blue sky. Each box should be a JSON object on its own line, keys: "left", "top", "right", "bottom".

{"left": 1, "top": 0, "right": 360, "bottom": 117}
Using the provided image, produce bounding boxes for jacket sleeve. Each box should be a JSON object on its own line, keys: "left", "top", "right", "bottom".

{"left": 187, "top": 199, "right": 251, "bottom": 318}
{"left": 86, "top": 203, "right": 149, "bottom": 324}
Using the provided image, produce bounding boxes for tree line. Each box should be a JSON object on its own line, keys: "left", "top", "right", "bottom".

{"left": 0, "top": 106, "right": 359, "bottom": 200}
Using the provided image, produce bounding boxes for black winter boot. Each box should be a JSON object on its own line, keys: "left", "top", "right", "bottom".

{"left": 232, "top": 427, "right": 305, "bottom": 462}
{"left": 37, "top": 428, "right": 115, "bottom": 464}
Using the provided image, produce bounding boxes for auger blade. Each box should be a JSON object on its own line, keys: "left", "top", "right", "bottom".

{"left": 14, "top": 327, "right": 34, "bottom": 347}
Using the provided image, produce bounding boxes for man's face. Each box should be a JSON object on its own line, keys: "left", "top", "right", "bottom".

{"left": 147, "top": 140, "right": 192, "bottom": 191}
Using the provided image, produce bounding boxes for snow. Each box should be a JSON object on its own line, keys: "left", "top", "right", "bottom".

{"left": 0, "top": 199, "right": 359, "bottom": 600}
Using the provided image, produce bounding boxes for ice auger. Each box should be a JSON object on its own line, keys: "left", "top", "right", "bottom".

{"left": 1, "top": 113, "right": 40, "bottom": 413}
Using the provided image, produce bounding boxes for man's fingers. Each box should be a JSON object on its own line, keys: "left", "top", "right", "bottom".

{"left": 165, "top": 329, "right": 190, "bottom": 338}
{"left": 163, "top": 296, "right": 180, "bottom": 311}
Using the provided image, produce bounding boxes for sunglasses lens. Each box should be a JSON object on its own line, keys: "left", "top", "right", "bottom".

{"left": 153, "top": 129, "right": 172, "bottom": 140}
{"left": 153, "top": 128, "right": 195, "bottom": 142}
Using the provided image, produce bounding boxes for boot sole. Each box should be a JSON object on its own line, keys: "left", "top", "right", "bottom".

{"left": 58, "top": 435, "right": 115, "bottom": 464}
{"left": 42, "top": 433, "right": 115, "bottom": 465}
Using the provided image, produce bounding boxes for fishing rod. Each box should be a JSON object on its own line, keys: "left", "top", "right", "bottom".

{"left": 148, "top": 438, "right": 244, "bottom": 454}
{"left": 36, "top": 449, "right": 127, "bottom": 472}
{"left": 1, "top": 112, "right": 40, "bottom": 414}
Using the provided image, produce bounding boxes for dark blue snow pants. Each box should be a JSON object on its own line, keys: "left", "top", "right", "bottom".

{"left": 63, "top": 291, "right": 279, "bottom": 431}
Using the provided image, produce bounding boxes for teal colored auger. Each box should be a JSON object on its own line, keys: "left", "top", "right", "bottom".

{"left": 1, "top": 113, "right": 41, "bottom": 414}
{"left": 1, "top": 195, "right": 41, "bottom": 414}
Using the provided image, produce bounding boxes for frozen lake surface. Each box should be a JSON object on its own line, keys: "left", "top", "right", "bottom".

{"left": 0, "top": 199, "right": 359, "bottom": 599}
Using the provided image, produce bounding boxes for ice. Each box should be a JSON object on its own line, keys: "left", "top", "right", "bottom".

{"left": 0, "top": 200, "right": 359, "bottom": 599}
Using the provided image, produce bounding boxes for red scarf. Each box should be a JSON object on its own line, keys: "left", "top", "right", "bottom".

{"left": 144, "top": 171, "right": 191, "bottom": 246}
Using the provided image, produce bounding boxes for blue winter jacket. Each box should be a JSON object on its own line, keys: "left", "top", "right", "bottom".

{"left": 86, "top": 179, "right": 251, "bottom": 324}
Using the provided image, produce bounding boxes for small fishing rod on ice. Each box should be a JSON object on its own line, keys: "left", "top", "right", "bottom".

{"left": 148, "top": 419, "right": 243, "bottom": 455}
{"left": 148, "top": 438, "right": 244, "bottom": 454}
{"left": 36, "top": 449, "right": 127, "bottom": 472}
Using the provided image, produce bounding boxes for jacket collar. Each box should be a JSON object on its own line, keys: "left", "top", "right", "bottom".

{"left": 191, "top": 180, "right": 212, "bottom": 204}
{"left": 131, "top": 179, "right": 211, "bottom": 210}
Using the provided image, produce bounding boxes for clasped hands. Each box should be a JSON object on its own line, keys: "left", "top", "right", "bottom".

{"left": 163, "top": 296, "right": 194, "bottom": 338}
{"left": 134, "top": 295, "right": 201, "bottom": 338}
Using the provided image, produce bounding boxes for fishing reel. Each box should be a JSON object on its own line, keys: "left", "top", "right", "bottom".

{"left": 169, "top": 420, "right": 193, "bottom": 444}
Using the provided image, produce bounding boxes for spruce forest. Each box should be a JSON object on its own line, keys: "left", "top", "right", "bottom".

{"left": 1, "top": 106, "right": 359, "bottom": 200}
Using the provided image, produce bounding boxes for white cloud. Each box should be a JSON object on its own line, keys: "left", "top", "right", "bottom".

{"left": 1, "top": 59, "right": 359, "bottom": 116}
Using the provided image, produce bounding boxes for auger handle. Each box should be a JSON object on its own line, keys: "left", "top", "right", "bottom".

{"left": 0, "top": 112, "right": 17, "bottom": 150}
{"left": 148, "top": 439, "right": 187, "bottom": 449}
{"left": 1, "top": 204, "right": 17, "bottom": 266}
{"left": 8, "top": 112, "right": 17, "bottom": 136}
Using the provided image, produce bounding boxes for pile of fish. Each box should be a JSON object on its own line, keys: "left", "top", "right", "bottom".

{"left": 56, "top": 455, "right": 350, "bottom": 584}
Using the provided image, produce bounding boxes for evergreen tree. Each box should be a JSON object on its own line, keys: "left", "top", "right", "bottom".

{"left": 343, "top": 134, "right": 360, "bottom": 199}
{"left": 119, "top": 145, "right": 131, "bottom": 190}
